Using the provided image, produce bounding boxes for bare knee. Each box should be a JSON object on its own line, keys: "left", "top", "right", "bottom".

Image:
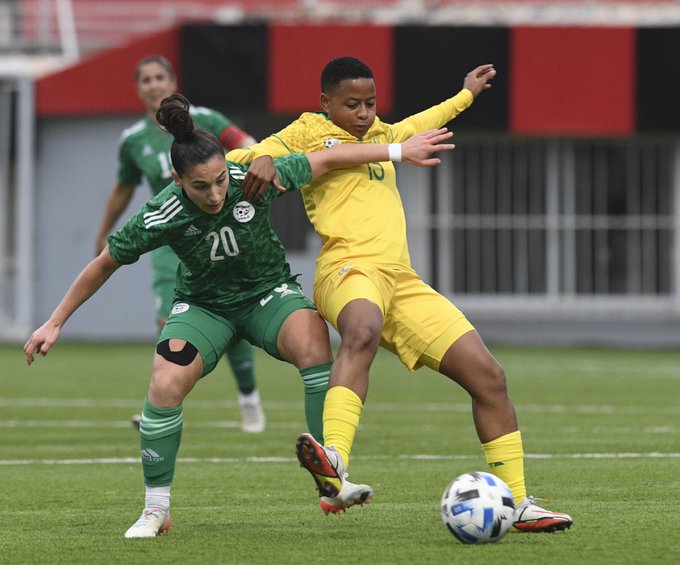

{"left": 277, "top": 310, "right": 333, "bottom": 368}
{"left": 295, "top": 328, "right": 333, "bottom": 367}
{"left": 439, "top": 334, "right": 509, "bottom": 401}
{"left": 148, "top": 368, "right": 187, "bottom": 407}
{"left": 339, "top": 322, "right": 381, "bottom": 355}
{"left": 148, "top": 341, "right": 202, "bottom": 407}
{"left": 482, "top": 360, "right": 509, "bottom": 397}
{"left": 336, "top": 299, "right": 383, "bottom": 357}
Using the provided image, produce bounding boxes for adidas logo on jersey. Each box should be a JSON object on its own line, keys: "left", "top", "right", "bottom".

{"left": 142, "top": 144, "right": 153, "bottom": 156}
{"left": 184, "top": 224, "right": 202, "bottom": 236}
{"left": 228, "top": 165, "right": 246, "bottom": 181}
{"left": 143, "top": 195, "right": 183, "bottom": 229}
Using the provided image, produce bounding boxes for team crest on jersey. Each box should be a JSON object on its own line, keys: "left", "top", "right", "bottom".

{"left": 171, "top": 303, "right": 190, "bottom": 314}
{"left": 233, "top": 201, "right": 255, "bottom": 223}
{"left": 324, "top": 138, "right": 341, "bottom": 149}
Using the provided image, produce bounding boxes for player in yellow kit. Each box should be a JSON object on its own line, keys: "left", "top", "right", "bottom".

{"left": 228, "top": 57, "right": 572, "bottom": 532}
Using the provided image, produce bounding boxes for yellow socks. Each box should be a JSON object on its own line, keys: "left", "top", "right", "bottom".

{"left": 481, "top": 430, "right": 527, "bottom": 503}
{"left": 322, "top": 386, "right": 363, "bottom": 468}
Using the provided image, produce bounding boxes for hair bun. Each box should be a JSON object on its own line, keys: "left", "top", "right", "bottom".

{"left": 156, "top": 93, "right": 194, "bottom": 142}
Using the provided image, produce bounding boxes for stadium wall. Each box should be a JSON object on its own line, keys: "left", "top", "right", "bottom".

{"left": 31, "top": 23, "right": 680, "bottom": 344}
{"left": 38, "top": 23, "right": 680, "bottom": 134}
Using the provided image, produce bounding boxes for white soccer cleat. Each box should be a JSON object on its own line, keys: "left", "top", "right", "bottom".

{"left": 295, "top": 433, "right": 345, "bottom": 498}
{"left": 131, "top": 414, "right": 141, "bottom": 431}
{"left": 320, "top": 474, "right": 373, "bottom": 515}
{"left": 295, "top": 432, "right": 373, "bottom": 514}
{"left": 124, "top": 508, "right": 172, "bottom": 538}
{"left": 513, "top": 497, "right": 573, "bottom": 533}
{"left": 239, "top": 402, "right": 266, "bottom": 433}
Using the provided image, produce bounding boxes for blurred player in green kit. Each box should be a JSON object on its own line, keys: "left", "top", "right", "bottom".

{"left": 94, "top": 55, "right": 265, "bottom": 433}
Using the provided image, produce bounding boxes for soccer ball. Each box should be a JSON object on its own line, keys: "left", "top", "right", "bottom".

{"left": 441, "top": 471, "right": 515, "bottom": 544}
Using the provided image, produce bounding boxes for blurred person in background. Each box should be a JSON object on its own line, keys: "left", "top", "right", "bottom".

{"left": 93, "top": 55, "right": 266, "bottom": 433}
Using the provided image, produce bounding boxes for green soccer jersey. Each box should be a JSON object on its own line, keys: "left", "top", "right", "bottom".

{"left": 117, "top": 106, "right": 233, "bottom": 195}
{"left": 108, "top": 154, "right": 312, "bottom": 312}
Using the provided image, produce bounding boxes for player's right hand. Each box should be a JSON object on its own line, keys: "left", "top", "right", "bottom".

{"left": 240, "top": 155, "right": 286, "bottom": 201}
{"left": 24, "top": 322, "right": 60, "bottom": 365}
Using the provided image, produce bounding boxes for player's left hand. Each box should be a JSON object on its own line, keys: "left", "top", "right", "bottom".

{"left": 241, "top": 155, "right": 286, "bottom": 201}
{"left": 463, "top": 64, "right": 496, "bottom": 98}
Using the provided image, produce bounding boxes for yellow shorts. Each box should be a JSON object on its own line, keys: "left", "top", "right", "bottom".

{"left": 313, "top": 264, "right": 475, "bottom": 371}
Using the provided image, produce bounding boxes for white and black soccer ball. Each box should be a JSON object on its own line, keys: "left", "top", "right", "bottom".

{"left": 441, "top": 471, "right": 515, "bottom": 544}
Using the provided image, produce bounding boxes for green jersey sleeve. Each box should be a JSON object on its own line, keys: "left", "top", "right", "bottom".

{"left": 272, "top": 153, "right": 313, "bottom": 193}
{"left": 107, "top": 186, "right": 178, "bottom": 264}
{"left": 225, "top": 153, "right": 312, "bottom": 203}
{"left": 116, "top": 133, "right": 143, "bottom": 188}
{"left": 192, "top": 106, "right": 233, "bottom": 138}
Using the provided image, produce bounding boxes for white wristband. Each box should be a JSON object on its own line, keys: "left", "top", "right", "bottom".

{"left": 388, "top": 143, "right": 402, "bottom": 162}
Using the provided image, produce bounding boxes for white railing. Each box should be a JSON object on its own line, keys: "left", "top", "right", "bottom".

{"left": 402, "top": 136, "right": 680, "bottom": 320}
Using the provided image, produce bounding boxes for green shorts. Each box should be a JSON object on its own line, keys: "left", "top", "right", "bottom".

{"left": 159, "top": 281, "right": 316, "bottom": 376}
{"left": 151, "top": 246, "right": 180, "bottom": 322}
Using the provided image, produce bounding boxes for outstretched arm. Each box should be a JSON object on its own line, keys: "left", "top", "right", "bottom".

{"left": 306, "top": 128, "right": 455, "bottom": 179}
{"left": 240, "top": 128, "right": 454, "bottom": 200}
{"left": 391, "top": 64, "right": 497, "bottom": 141}
{"left": 24, "top": 247, "right": 122, "bottom": 365}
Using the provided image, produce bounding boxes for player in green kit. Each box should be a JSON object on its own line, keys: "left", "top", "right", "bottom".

{"left": 24, "top": 93, "right": 455, "bottom": 538}
{"left": 94, "top": 55, "right": 266, "bottom": 433}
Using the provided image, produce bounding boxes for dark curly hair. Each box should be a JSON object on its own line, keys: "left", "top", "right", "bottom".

{"left": 155, "top": 93, "right": 224, "bottom": 177}
{"left": 321, "top": 57, "right": 374, "bottom": 93}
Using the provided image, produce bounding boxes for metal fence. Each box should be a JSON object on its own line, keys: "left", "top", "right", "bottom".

{"left": 405, "top": 136, "right": 680, "bottom": 319}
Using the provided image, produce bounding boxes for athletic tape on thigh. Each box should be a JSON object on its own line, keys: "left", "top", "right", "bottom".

{"left": 156, "top": 339, "right": 198, "bottom": 366}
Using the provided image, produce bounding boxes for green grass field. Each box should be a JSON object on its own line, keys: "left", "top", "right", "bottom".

{"left": 1, "top": 342, "right": 678, "bottom": 564}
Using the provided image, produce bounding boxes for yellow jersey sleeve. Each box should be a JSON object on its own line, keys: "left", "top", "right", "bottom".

{"left": 227, "top": 99, "right": 477, "bottom": 278}
{"left": 226, "top": 114, "right": 331, "bottom": 163}
{"left": 389, "top": 88, "right": 474, "bottom": 141}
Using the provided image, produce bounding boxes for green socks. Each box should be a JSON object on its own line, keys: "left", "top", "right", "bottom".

{"left": 139, "top": 398, "right": 183, "bottom": 487}
{"left": 225, "top": 339, "right": 256, "bottom": 395}
{"left": 300, "top": 362, "right": 331, "bottom": 444}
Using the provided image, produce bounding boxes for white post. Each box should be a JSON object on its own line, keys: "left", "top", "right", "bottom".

{"left": 673, "top": 143, "right": 680, "bottom": 315}
{"left": 546, "top": 140, "right": 560, "bottom": 303}
{"left": 15, "top": 77, "right": 35, "bottom": 336}
{"left": 55, "top": 0, "right": 79, "bottom": 61}
{"left": 0, "top": 82, "right": 10, "bottom": 322}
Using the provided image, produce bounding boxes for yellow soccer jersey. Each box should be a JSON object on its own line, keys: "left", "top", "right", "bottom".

{"left": 227, "top": 88, "right": 474, "bottom": 277}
